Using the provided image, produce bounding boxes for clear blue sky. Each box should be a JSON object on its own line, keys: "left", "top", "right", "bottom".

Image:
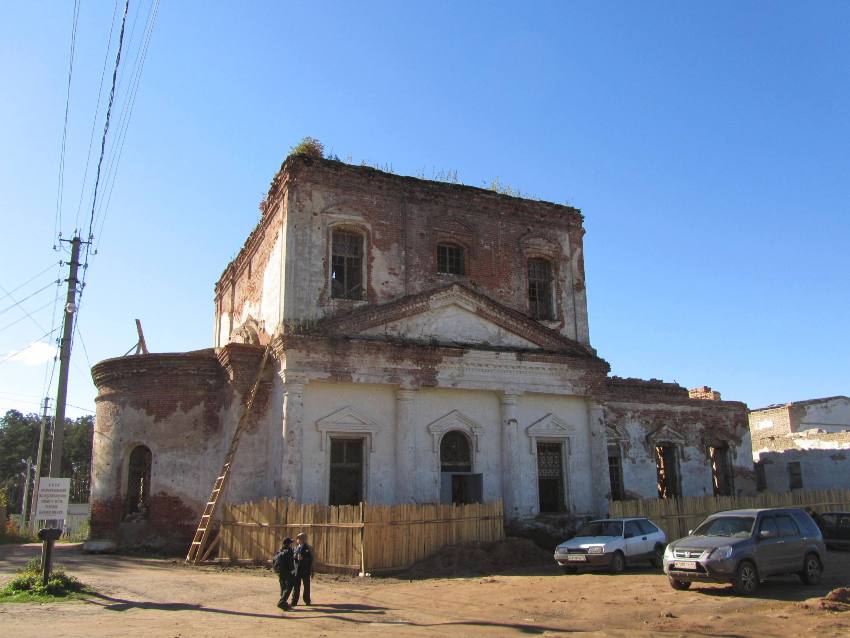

{"left": 1, "top": 1, "right": 848, "bottom": 420}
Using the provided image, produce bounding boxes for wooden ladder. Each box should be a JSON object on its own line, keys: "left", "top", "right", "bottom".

{"left": 185, "top": 342, "right": 272, "bottom": 564}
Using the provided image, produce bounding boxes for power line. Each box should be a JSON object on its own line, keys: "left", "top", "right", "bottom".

{"left": 0, "top": 280, "right": 60, "bottom": 318}
{"left": 0, "top": 262, "right": 60, "bottom": 301}
{"left": 85, "top": 0, "right": 130, "bottom": 245}
{"left": 54, "top": 0, "right": 81, "bottom": 239}
{"left": 0, "top": 327, "right": 62, "bottom": 367}
{"left": 93, "top": 0, "right": 160, "bottom": 254}
{"left": 72, "top": 0, "right": 120, "bottom": 234}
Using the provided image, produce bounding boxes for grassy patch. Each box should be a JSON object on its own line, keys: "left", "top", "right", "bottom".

{"left": 0, "top": 558, "right": 93, "bottom": 603}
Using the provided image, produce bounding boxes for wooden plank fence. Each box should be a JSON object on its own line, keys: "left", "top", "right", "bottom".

{"left": 609, "top": 489, "right": 850, "bottom": 542}
{"left": 218, "top": 499, "right": 504, "bottom": 573}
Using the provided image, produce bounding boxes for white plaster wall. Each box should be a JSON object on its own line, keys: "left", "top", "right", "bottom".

{"left": 293, "top": 381, "right": 599, "bottom": 515}
{"left": 300, "top": 382, "right": 398, "bottom": 504}
{"left": 233, "top": 230, "right": 284, "bottom": 335}
{"left": 412, "top": 388, "right": 503, "bottom": 504}
{"left": 759, "top": 449, "right": 850, "bottom": 492}
{"left": 798, "top": 398, "right": 850, "bottom": 432}
{"left": 514, "top": 394, "right": 594, "bottom": 516}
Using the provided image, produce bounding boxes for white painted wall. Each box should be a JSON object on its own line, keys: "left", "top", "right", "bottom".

{"left": 798, "top": 398, "right": 850, "bottom": 433}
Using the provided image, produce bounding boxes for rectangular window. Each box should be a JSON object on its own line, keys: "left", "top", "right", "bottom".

{"left": 709, "top": 444, "right": 734, "bottom": 497}
{"left": 655, "top": 444, "right": 681, "bottom": 499}
{"left": 537, "top": 442, "right": 565, "bottom": 512}
{"left": 436, "top": 243, "right": 465, "bottom": 275}
{"left": 788, "top": 461, "right": 803, "bottom": 490}
{"left": 607, "top": 444, "right": 625, "bottom": 501}
{"left": 755, "top": 461, "right": 767, "bottom": 492}
{"left": 528, "top": 258, "right": 554, "bottom": 320}
{"left": 331, "top": 230, "right": 363, "bottom": 299}
{"left": 329, "top": 438, "right": 364, "bottom": 505}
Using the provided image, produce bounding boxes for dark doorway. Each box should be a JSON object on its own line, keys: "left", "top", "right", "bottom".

{"left": 537, "top": 442, "right": 565, "bottom": 512}
{"left": 329, "top": 438, "right": 364, "bottom": 505}
{"left": 126, "top": 445, "right": 152, "bottom": 518}
{"left": 709, "top": 444, "right": 734, "bottom": 496}
{"left": 655, "top": 444, "right": 681, "bottom": 499}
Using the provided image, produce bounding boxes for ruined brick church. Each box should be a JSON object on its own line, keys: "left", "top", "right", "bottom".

{"left": 88, "top": 155, "right": 755, "bottom": 551}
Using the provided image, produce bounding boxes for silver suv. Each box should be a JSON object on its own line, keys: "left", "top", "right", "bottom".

{"left": 663, "top": 508, "right": 826, "bottom": 595}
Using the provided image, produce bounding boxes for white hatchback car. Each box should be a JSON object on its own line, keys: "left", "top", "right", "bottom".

{"left": 554, "top": 517, "right": 668, "bottom": 573}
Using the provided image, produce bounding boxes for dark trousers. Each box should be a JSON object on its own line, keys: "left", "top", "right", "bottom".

{"left": 292, "top": 572, "right": 311, "bottom": 604}
{"left": 278, "top": 575, "right": 295, "bottom": 604}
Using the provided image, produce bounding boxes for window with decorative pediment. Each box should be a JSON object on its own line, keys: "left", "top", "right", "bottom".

{"left": 331, "top": 229, "right": 364, "bottom": 299}
{"left": 528, "top": 257, "right": 554, "bottom": 320}
{"left": 436, "top": 243, "right": 465, "bottom": 275}
{"left": 440, "top": 431, "right": 472, "bottom": 473}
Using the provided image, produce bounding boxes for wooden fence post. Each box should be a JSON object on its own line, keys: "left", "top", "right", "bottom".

{"left": 359, "top": 501, "right": 366, "bottom": 575}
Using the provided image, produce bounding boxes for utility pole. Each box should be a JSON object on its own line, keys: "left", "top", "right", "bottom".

{"left": 20, "top": 458, "right": 32, "bottom": 529}
{"left": 49, "top": 236, "right": 82, "bottom": 478}
{"left": 29, "top": 397, "right": 51, "bottom": 532}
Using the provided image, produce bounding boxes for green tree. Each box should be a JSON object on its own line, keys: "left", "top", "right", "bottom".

{"left": 0, "top": 410, "right": 94, "bottom": 513}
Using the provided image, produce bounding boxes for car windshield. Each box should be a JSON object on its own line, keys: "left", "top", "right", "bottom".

{"left": 575, "top": 521, "right": 623, "bottom": 537}
{"left": 692, "top": 516, "right": 755, "bottom": 538}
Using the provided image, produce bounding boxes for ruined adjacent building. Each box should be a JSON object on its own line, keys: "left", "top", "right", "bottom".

{"left": 750, "top": 396, "right": 850, "bottom": 492}
{"left": 88, "top": 155, "right": 754, "bottom": 551}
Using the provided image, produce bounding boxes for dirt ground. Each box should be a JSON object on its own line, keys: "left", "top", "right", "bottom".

{"left": 1, "top": 542, "right": 849, "bottom": 637}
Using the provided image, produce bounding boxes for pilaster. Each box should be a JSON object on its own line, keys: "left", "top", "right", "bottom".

{"left": 395, "top": 389, "right": 417, "bottom": 503}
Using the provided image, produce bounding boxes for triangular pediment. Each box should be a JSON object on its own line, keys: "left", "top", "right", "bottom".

{"left": 316, "top": 284, "right": 598, "bottom": 356}
{"left": 360, "top": 300, "right": 539, "bottom": 349}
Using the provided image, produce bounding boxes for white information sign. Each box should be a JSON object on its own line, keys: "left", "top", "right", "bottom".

{"left": 35, "top": 478, "right": 71, "bottom": 521}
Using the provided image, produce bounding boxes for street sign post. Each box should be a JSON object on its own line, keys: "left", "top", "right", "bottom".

{"left": 34, "top": 477, "right": 71, "bottom": 524}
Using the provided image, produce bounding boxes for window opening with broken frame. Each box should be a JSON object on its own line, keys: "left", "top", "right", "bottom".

{"left": 329, "top": 437, "right": 365, "bottom": 506}
{"left": 608, "top": 444, "right": 625, "bottom": 501}
{"left": 655, "top": 444, "right": 681, "bottom": 499}
{"left": 126, "top": 445, "right": 152, "bottom": 518}
{"left": 436, "top": 243, "right": 465, "bottom": 275}
{"left": 708, "top": 444, "right": 734, "bottom": 496}
{"left": 528, "top": 257, "right": 554, "bottom": 320}
{"left": 331, "top": 229, "right": 364, "bottom": 299}
{"left": 537, "top": 442, "right": 566, "bottom": 512}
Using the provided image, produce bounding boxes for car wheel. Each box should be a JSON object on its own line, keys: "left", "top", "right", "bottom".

{"left": 651, "top": 545, "right": 664, "bottom": 568}
{"left": 799, "top": 553, "right": 822, "bottom": 585}
{"left": 610, "top": 551, "right": 625, "bottom": 573}
{"left": 732, "top": 561, "right": 759, "bottom": 595}
{"left": 668, "top": 577, "right": 691, "bottom": 591}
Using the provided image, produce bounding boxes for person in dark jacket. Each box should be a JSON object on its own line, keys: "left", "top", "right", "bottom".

{"left": 272, "top": 537, "right": 296, "bottom": 609}
{"left": 291, "top": 532, "right": 313, "bottom": 606}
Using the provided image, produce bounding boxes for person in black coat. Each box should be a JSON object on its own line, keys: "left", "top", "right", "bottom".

{"left": 291, "top": 532, "right": 313, "bottom": 606}
{"left": 272, "top": 537, "right": 296, "bottom": 609}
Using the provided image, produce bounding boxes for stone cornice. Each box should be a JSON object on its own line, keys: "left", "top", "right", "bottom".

{"left": 91, "top": 350, "right": 223, "bottom": 389}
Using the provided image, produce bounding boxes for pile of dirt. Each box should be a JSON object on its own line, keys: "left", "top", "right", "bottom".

{"left": 820, "top": 587, "right": 850, "bottom": 613}
{"left": 400, "top": 537, "right": 555, "bottom": 579}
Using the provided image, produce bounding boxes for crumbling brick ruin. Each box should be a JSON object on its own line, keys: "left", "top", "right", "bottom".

{"left": 87, "top": 155, "right": 755, "bottom": 552}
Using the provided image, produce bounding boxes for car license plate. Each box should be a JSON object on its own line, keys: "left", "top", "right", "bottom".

{"left": 567, "top": 554, "right": 587, "bottom": 562}
{"left": 673, "top": 560, "right": 697, "bottom": 570}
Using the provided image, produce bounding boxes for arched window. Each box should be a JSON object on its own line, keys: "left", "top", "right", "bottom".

{"left": 126, "top": 445, "right": 152, "bottom": 518}
{"left": 436, "top": 243, "right": 465, "bottom": 275}
{"left": 331, "top": 229, "right": 364, "bottom": 299}
{"left": 527, "top": 257, "right": 554, "bottom": 320}
{"left": 440, "top": 431, "right": 472, "bottom": 473}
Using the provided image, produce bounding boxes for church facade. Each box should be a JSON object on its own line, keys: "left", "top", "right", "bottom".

{"left": 88, "top": 156, "right": 754, "bottom": 551}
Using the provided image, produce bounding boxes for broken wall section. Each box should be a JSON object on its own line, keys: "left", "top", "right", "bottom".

{"left": 602, "top": 377, "right": 755, "bottom": 502}
{"left": 88, "top": 344, "right": 277, "bottom": 553}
